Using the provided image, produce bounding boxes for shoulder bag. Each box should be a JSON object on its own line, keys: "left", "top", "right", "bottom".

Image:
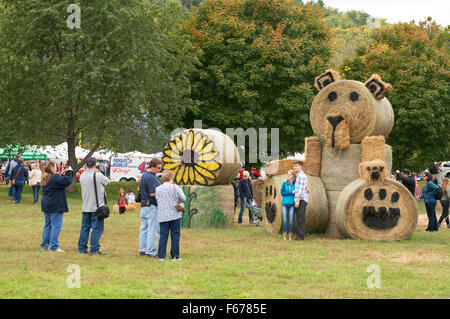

{"left": 11, "top": 167, "right": 21, "bottom": 186}
{"left": 173, "top": 184, "right": 185, "bottom": 212}
{"left": 94, "top": 172, "right": 110, "bottom": 219}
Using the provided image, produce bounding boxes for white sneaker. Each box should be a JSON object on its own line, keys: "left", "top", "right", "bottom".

{"left": 158, "top": 258, "right": 165, "bottom": 262}
{"left": 50, "top": 248, "right": 64, "bottom": 253}
{"left": 172, "top": 258, "right": 182, "bottom": 261}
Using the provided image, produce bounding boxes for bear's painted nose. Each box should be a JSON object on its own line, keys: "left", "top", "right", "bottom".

{"left": 327, "top": 115, "right": 344, "bottom": 129}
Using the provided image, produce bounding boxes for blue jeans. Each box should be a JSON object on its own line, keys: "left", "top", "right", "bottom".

{"left": 13, "top": 181, "right": 25, "bottom": 203}
{"left": 282, "top": 204, "right": 295, "bottom": 233}
{"left": 438, "top": 200, "right": 449, "bottom": 225}
{"left": 41, "top": 212, "right": 64, "bottom": 251}
{"left": 158, "top": 218, "right": 181, "bottom": 259}
{"left": 139, "top": 205, "right": 159, "bottom": 256}
{"left": 32, "top": 182, "right": 41, "bottom": 203}
{"left": 425, "top": 201, "right": 438, "bottom": 231}
{"left": 238, "top": 198, "right": 253, "bottom": 224}
{"left": 78, "top": 212, "right": 105, "bottom": 253}
{"left": 8, "top": 184, "right": 15, "bottom": 199}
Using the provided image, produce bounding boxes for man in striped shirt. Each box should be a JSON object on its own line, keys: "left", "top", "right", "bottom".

{"left": 293, "top": 161, "right": 308, "bottom": 241}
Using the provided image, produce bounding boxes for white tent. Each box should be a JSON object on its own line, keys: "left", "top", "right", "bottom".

{"left": 32, "top": 143, "right": 114, "bottom": 162}
{"left": 115, "top": 150, "right": 162, "bottom": 159}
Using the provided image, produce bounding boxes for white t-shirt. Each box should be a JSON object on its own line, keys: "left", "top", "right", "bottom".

{"left": 30, "top": 169, "right": 42, "bottom": 183}
{"left": 126, "top": 192, "right": 136, "bottom": 203}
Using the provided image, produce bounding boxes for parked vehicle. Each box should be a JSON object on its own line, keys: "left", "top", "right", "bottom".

{"left": 236, "top": 167, "right": 261, "bottom": 180}
{"left": 109, "top": 156, "right": 153, "bottom": 182}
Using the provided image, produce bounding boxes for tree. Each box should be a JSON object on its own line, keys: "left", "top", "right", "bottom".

{"left": 0, "top": 0, "right": 198, "bottom": 189}
{"left": 180, "top": 0, "right": 331, "bottom": 165}
{"left": 340, "top": 20, "right": 450, "bottom": 171}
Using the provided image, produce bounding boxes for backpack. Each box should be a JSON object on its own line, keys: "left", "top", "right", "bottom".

{"left": 434, "top": 186, "right": 443, "bottom": 200}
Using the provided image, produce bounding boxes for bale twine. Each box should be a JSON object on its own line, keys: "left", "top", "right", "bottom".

{"left": 310, "top": 80, "right": 394, "bottom": 144}
{"left": 162, "top": 129, "right": 240, "bottom": 186}
{"left": 335, "top": 178, "right": 418, "bottom": 240}
{"left": 262, "top": 174, "right": 328, "bottom": 234}
{"left": 304, "top": 137, "right": 322, "bottom": 177}
{"left": 361, "top": 136, "right": 386, "bottom": 162}
{"left": 251, "top": 178, "right": 266, "bottom": 208}
{"left": 264, "top": 159, "right": 301, "bottom": 176}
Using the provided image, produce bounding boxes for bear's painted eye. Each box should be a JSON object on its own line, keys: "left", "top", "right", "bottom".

{"left": 349, "top": 91, "right": 359, "bottom": 102}
{"left": 328, "top": 91, "right": 337, "bottom": 101}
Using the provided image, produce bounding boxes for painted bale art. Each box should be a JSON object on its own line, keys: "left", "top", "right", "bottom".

{"left": 161, "top": 129, "right": 240, "bottom": 228}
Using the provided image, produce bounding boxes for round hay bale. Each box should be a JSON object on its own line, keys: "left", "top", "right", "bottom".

{"left": 361, "top": 136, "right": 386, "bottom": 162}
{"left": 251, "top": 178, "right": 266, "bottom": 208}
{"left": 310, "top": 80, "right": 394, "bottom": 144}
{"left": 335, "top": 178, "right": 418, "bottom": 240}
{"left": 161, "top": 129, "right": 240, "bottom": 186}
{"left": 324, "top": 190, "right": 344, "bottom": 238}
{"left": 264, "top": 159, "right": 300, "bottom": 176}
{"left": 262, "top": 174, "right": 328, "bottom": 234}
{"left": 304, "top": 137, "right": 322, "bottom": 177}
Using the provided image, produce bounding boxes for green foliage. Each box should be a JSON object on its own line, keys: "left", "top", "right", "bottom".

{"left": 181, "top": 0, "right": 331, "bottom": 160}
{"left": 0, "top": 0, "right": 197, "bottom": 168}
{"left": 341, "top": 20, "right": 450, "bottom": 171}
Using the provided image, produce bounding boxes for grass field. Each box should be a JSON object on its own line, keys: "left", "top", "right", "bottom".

{"left": 0, "top": 182, "right": 448, "bottom": 299}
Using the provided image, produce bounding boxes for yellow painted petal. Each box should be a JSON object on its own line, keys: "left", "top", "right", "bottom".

{"left": 198, "top": 151, "right": 218, "bottom": 162}
{"left": 187, "top": 130, "right": 195, "bottom": 150}
{"left": 192, "top": 132, "right": 203, "bottom": 153}
{"left": 163, "top": 162, "right": 181, "bottom": 170}
{"left": 182, "top": 166, "right": 191, "bottom": 184}
{"left": 199, "top": 140, "right": 215, "bottom": 155}
{"left": 179, "top": 132, "right": 188, "bottom": 151}
{"left": 193, "top": 168, "right": 208, "bottom": 185}
{"left": 175, "top": 165, "right": 185, "bottom": 184}
{"left": 163, "top": 148, "right": 181, "bottom": 160}
{"left": 196, "top": 161, "right": 221, "bottom": 172}
{"left": 174, "top": 136, "right": 184, "bottom": 153}
{"left": 188, "top": 166, "right": 196, "bottom": 184}
{"left": 194, "top": 164, "right": 216, "bottom": 180}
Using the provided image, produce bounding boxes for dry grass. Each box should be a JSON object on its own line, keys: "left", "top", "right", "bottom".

{"left": 0, "top": 183, "right": 449, "bottom": 299}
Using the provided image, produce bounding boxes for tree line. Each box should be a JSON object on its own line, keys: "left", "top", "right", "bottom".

{"left": 0, "top": 0, "right": 448, "bottom": 174}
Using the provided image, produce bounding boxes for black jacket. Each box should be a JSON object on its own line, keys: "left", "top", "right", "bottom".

{"left": 238, "top": 179, "right": 253, "bottom": 199}
{"left": 398, "top": 175, "right": 416, "bottom": 196}
{"left": 41, "top": 171, "right": 74, "bottom": 214}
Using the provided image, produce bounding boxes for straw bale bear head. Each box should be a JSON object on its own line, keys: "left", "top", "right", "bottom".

{"left": 310, "top": 70, "right": 394, "bottom": 152}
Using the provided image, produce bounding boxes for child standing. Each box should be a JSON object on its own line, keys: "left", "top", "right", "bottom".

{"left": 118, "top": 188, "right": 128, "bottom": 214}
{"left": 126, "top": 187, "right": 136, "bottom": 203}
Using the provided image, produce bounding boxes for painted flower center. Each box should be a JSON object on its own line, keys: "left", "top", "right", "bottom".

{"left": 180, "top": 150, "right": 198, "bottom": 165}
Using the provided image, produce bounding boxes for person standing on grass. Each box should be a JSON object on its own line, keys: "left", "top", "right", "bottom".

{"left": 155, "top": 170, "right": 186, "bottom": 261}
{"left": 293, "top": 161, "right": 308, "bottom": 241}
{"left": 5, "top": 154, "right": 21, "bottom": 200}
{"left": 78, "top": 157, "right": 110, "bottom": 255}
{"left": 438, "top": 177, "right": 450, "bottom": 229}
{"left": 396, "top": 169, "right": 416, "bottom": 197}
{"left": 138, "top": 158, "right": 162, "bottom": 258}
{"left": 423, "top": 172, "right": 439, "bottom": 232}
{"left": 10, "top": 158, "right": 28, "bottom": 204}
{"left": 40, "top": 161, "right": 73, "bottom": 253}
{"left": 30, "top": 163, "right": 42, "bottom": 204}
{"left": 281, "top": 170, "right": 296, "bottom": 241}
{"left": 237, "top": 171, "right": 253, "bottom": 224}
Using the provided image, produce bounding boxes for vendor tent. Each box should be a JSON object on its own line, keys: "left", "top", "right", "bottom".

{"left": 0, "top": 146, "right": 47, "bottom": 160}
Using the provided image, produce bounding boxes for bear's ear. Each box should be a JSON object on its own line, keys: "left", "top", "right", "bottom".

{"left": 364, "top": 74, "right": 393, "bottom": 100}
{"left": 315, "top": 69, "right": 340, "bottom": 91}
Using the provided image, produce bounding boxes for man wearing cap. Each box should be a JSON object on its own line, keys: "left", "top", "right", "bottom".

{"left": 78, "top": 157, "right": 110, "bottom": 255}
{"left": 138, "top": 158, "right": 162, "bottom": 257}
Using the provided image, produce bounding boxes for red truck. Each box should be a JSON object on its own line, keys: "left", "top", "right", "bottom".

{"left": 236, "top": 167, "right": 261, "bottom": 180}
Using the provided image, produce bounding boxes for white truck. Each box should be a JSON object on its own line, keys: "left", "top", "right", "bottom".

{"left": 109, "top": 155, "right": 153, "bottom": 182}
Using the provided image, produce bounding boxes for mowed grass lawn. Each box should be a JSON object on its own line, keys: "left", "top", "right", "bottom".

{"left": 0, "top": 182, "right": 448, "bottom": 299}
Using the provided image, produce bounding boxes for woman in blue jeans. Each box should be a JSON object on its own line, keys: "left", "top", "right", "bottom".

{"left": 438, "top": 177, "right": 450, "bottom": 229}
{"left": 30, "top": 163, "right": 42, "bottom": 204}
{"left": 423, "top": 172, "right": 439, "bottom": 232}
{"left": 280, "top": 170, "right": 296, "bottom": 240}
{"left": 40, "top": 161, "right": 74, "bottom": 252}
{"left": 10, "top": 159, "right": 28, "bottom": 204}
{"left": 155, "top": 170, "right": 186, "bottom": 261}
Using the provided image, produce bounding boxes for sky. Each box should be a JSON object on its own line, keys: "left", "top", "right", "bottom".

{"left": 323, "top": 0, "right": 450, "bottom": 26}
